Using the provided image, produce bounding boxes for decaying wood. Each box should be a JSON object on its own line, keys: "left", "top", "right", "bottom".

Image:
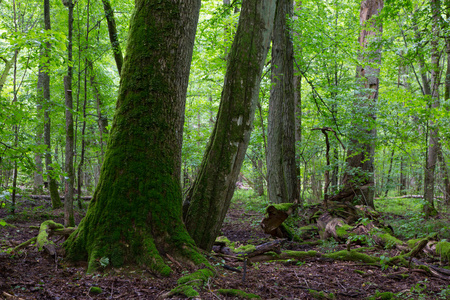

{"left": 261, "top": 203, "right": 298, "bottom": 239}
{"left": 239, "top": 239, "right": 284, "bottom": 258}
{"left": 13, "top": 237, "right": 37, "bottom": 252}
{"left": 12, "top": 221, "right": 76, "bottom": 256}
{"left": 2, "top": 292, "right": 25, "bottom": 300}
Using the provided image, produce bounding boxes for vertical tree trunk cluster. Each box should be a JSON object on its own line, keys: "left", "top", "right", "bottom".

{"left": 266, "top": 0, "right": 298, "bottom": 204}
{"left": 183, "top": 0, "right": 277, "bottom": 251}
{"left": 343, "top": 0, "right": 383, "bottom": 208}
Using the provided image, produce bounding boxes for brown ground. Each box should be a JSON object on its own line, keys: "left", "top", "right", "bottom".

{"left": 0, "top": 197, "right": 449, "bottom": 299}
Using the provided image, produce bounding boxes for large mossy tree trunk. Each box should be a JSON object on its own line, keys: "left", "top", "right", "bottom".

{"left": 266, "top": 0, "right": 298, "bottom": 204}
{"left": 342, "top": 0, "right": 383, "bottom": 208}
{"left": 183, "top": 0, "right": 276, "bottom": 251}
{"left": 64, "top": 0, "right": 204, "bottom": 275}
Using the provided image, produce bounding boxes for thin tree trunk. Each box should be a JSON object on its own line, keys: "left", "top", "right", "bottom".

{"left": 77, "top": 0, "right": 90, "bottom": 205}
{"left": 294, "top": 1, "right": 302, "bottom": 201}
{"left": 101, "top": 0, "right": 123, "bottom": 75}
{"left": 384, "top": 147, "right": 395, "bottom": 197}
{"left": 63, "top": 0, "right": 75, "bottom": 227}
{"left": 423, "top": 0, "right": 441, "bottom": 217}
{"left": 34, "top": 67, "right": 44, "bottom": 194}
{"left": 0, "top": 55, "right": 16, "bottom": 96}
{"left": 43, "top": 0, "right": 62, "bottom": 209}
{"left": 266, "top": 0, "right": 298, "bottom": 204}
{"left": 183, "top": 0, "right": 276, "bottom": 251}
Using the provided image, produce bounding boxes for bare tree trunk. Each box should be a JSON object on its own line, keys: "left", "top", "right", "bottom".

{"left": 34, "top": 64, "right": 45, "bottom": 194}
{"left": 267, "top": 0, "right": 298, "bottom": 204}
{"left": 43, "top": 0, "right": 62, "bottom": 209}
{"left": 183, "top": 0, "right": 276, "bottom": 251}
{"left": 384, "top": 147, "right": 395, "bottom": 197}
{"left": 423, "top": 0, "right": 441, "bottom": 217}
{"left": 63, "top": 0, "right": 75, "bottom": 227}
{"left": 343, "top": 0, "right": 383, "bottom": 208}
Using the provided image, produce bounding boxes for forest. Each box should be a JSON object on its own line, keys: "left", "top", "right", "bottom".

{"left": 0, "top": 0, "right": 449, "bottom": 299}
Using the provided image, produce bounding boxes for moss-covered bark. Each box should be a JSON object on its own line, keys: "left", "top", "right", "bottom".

{"left": 183, "top": 0, "right": 277, "bottom": 251}
{"left": 64, "top": 0, "right": 204, "bottom": 275}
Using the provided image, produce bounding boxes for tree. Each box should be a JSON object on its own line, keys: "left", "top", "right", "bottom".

{"left": 101, "top": 0, "right": 123, "bottom": 76}
{"left": 183, "top": 0, "right": 277, "bottom": 251}
{"left": 266, "top": 0, "right": 298, "bottom": 204}
{"left": 342, "top": 0, "right": 383, "bottom": 208}
{"left": 43, "top": 0, "right": 62, "bottom": 209}
{"left": 64, "top": 0, "right": 204, "bottom": 274}
{"left": 63, "top": 0, "right": 75, "bottom": 226}
{"left": 423, "top": 0, "right": 441, "bottom": 217}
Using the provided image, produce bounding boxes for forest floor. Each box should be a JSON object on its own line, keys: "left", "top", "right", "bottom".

{"left": 0, "top": 194, "right": 449, "bottom": 299}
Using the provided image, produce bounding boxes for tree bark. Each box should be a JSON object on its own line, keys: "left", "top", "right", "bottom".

{"left": 343, "top": 0, "right": 383, "bottom": 208}
{"left": 64, "top": 0, "right": 203, "bottom": 275}
{"left": 34, "top": 67, "right": 44, "bottom": 194}
{"left": 101, "top": 0, "right": 123, "bottom": 75}
{"left": 43, "top": 0, "right": 62, "bottom": 209}
{"left": 183, "top": 0, "right": 276, "bottom": 251}
{"left": 423, "top": 0, "right": 441, "bottom": 217}
{"left": 63, "top": 0, "right": 75, "bottom": 227}
{"left": 266, "top": 0, "right": 298, "bottom": 204}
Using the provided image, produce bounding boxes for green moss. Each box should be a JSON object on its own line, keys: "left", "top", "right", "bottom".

{"left": 217, "top": 289, "right": 261, "bottom": 299}
{"left": 323, "top": 250, "right": 378, "bottom": 264}
{"left": 37, "top": 220, "right": 64, "bottom": 251}
{"left": 354, "top": 270, "right": 365, "bottom": 275}
{"left": 89, "top": 286, "right": 102, "bottom": 294}
{"left": 365, "top": 291, "right": 395, "bottom": 300}
{"left": 407, "top": 238, "right": 422, "bottom": 249}
{"left": 336, "top": 224, "right": 354, "bottom": 238}
{"left": 378, "top": 233, "right": 403, "bottom": 249}
{"left": 177, "top": 269, "right": 214, "bottom": 287}
{"left": 284, "top": 250, "right": 318, "bottom": 259}
{"left": 235, "top": 244, "right": 256, "bottom": 253}
{"left": 436, "top": 240, "right": 450, "bottom": 261}
{"left": 270, "top": 203, "right": 296, "bottom": 212}
{"left": 170, "top": 284, "right": 199, "bottom": 298}
{"left": 353, "top": 247, "right": 375, "bottom": 252}
{"left": 215, "top": 236, "right": 231, "bottom": 245}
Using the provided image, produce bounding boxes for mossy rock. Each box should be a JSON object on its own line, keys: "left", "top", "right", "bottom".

{"left": 217, "top": 289, "right": 261, "bottom": 299}
{"left": 436, "top": 240, "right": 450, "bottom": 262}
{"left": 89, "top": 286, "right": 102, "bottom": 294}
